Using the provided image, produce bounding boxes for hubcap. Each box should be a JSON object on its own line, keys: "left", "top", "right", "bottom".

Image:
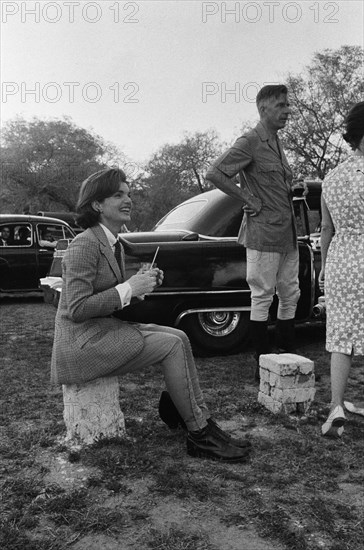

{"left": 198, "top": 311, "right": 241, "bottom": 337}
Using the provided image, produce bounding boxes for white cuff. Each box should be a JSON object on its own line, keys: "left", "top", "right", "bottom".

{"left": 115, "top": 282, "right": 132, "bottom": 309}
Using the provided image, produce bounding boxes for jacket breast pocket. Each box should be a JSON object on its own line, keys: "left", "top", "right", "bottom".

{"left": 257, "top": 163, "right": 282, "bottom": 174}
{"left": 76, "top": 325, "right": 102, "bottom": 348}
{"left": 256, "top": 163, "right": 283, "bottom": 187}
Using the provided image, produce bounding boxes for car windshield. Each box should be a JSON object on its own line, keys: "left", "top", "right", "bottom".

{"left": 154, "top": 200, "right": 208, "bottom": 229}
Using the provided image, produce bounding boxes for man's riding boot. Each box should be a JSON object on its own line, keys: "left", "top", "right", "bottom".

{"left": 250, "top": 320, "right": 270, "bottom": 381}
{"left": 275, "top": 318, "right": 296, "bottom": 353}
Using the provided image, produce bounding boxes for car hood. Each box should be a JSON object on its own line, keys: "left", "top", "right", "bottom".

{"left": 118, "top": 230, "right": 199, "bottom": 243}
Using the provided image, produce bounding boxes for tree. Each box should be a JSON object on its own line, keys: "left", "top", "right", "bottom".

{"left": 0, "top": 116, "right": 125, "bottom": 213}
{"left": 139, "top": 130, "right": 224, "bottom": 229}
{"left": 281, "top": 46, "right": 364, "bottom": 179}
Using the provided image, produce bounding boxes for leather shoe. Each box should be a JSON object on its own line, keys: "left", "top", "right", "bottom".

{"left": 322, "top": 405, "right": 346, "bottom": 437}
{"left": 344, "top": 401, "right": 364, "bottom": 417}
{"left": 158, "top": 391, "right": 187, "bottom": 431}
{"left": 187, "top": 424, "right": 251, "bottom": 463}
{"left": 159, "top": 392, "right": 252, "bottom": 451}
{"left": 207, "top": 418, "right": 251, "bottom": 449}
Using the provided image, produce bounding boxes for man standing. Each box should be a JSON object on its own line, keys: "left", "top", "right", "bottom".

{"left": 206, "top": 85, "right": 301, "bottom": 378}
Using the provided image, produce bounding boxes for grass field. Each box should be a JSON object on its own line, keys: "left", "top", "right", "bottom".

{"left": 1, "top": 296, "right": 363, "bottom": 550}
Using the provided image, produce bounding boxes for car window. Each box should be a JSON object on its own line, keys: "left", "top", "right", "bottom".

{"left": 155, "top": 200, "right": 208, "bottom": 227}
{"left": 63, "top": 226, "right": 75, "bottom": 239}
{"left": 13, "top": 224, "right": 32, "bottom": 246}
{"left": 0, "top": 223, "right": 32, "bottom": 247}
{"left": 37, "top": 223, "right": 74, "bottom": 247}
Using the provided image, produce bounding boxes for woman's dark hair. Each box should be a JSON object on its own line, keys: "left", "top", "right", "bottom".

{"left": 343, "top": 101, "right": 364, "bottom": 150}
{"left": 76, "top": 168, "right": 128, "bottom": 229}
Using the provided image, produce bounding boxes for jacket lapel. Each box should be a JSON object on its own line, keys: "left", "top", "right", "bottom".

{"left": 256, "top": 122, "right": 281, "bottom": 160}
{"left": 90, "top": 225, "right": 124, "bottom": 283}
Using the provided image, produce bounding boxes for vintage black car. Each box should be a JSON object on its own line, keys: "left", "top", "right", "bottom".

{"left": 37, "top": 211, "right": 84, "bottom": 235}
{"left": 0, "top": 215, "right": 76, "bottom": 294}
{"left": 42, "top": 189, "right": 323, "bottom": 355}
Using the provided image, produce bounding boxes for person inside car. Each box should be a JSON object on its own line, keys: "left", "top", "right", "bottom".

{"left": 39, "top": 229, "right": 57, "bottom": 248}
{"left": 0, "top": 226, "right": 13, "bottom": 246}
{"left": 16, "top": 226, "right": 31, "bottom": 245}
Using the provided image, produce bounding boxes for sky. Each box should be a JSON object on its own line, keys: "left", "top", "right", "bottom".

{"left": 1, "top": 0, "right": 363, "bottom": 168}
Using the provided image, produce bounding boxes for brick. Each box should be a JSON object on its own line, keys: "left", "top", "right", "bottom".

{"left": 258, "top": 392, "right": 298, "bottom": 414}
{"left": 259, "top": 353, "right": 314, "bottom": 376}
{"left": 258, "top": 354, "right": 316, "bottom": 414}
{"left": 270, "top": 387, "right": 316, "bottom": 403}
{"left": 258, "top": 392, "right": 283, "bottom": 413}
{"left": 260, "top": 371, "right": 315, "bottom": 389}
{"left": 259, "top": 380, "right": 271, "bottom": 395}
{"left": 282, "top": 402, "right": 299, "bottom": 414}
{"left": 296, "top": 373, "right": 315, "bottom": 386}
{"left": 268, "top": 371, "right": 296, "bottom": 388}
{"left": 259, "top": 368, "right": 271, "bottom": 383}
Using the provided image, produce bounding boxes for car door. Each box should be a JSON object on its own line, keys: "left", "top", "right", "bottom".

{"left": 36, "top": 222, "right": 75, "bottom": 280}
{"left": 0, "top": 222, "right": 38, "bottom": 291}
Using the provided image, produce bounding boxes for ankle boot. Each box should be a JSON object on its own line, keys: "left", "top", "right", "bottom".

{"left": 207, "top": 418, "right": 251, "bottom": 448}
{"left": 187, "top": 423, "right": 252, "bottom": 463}
{"left": 275, "top": 318, "right": 296, "bottom": 353}
{"left": 250, "top": 320, "right": 270, "bottom": 381}
{"left": 158, "top": 391, "right": 187, "bottom": 430}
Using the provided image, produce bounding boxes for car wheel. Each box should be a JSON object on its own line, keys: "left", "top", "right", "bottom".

{"left": 180, "top": 311, "right": 250, "bottom": 356}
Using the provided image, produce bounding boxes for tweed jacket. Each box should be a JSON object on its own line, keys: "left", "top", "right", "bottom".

{"left": 212, "top": 122, "right": 296, "bottom": 253}
{"left": 50, "top": 225, "right": 144, "bottom": 385}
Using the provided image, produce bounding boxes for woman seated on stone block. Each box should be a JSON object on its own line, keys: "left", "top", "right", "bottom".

{"left": 51, "top": 168, "right": 251, "bottom": 463}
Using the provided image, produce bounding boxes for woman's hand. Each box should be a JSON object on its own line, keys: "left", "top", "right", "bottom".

{"left": 128, "top": 271, "right": 159, "bottom": 297}
{"left": 152, "top": 267, "right": 164, "bottom": 286}
{"left": 318, "top": 268, "right": 325, "bottom": 292}
{"left": 137, "top": 266, "right": 164, "bottom": 286}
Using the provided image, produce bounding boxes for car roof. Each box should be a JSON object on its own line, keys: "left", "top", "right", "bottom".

{"left": 37, "top": 211, "right": 78, "bottom": 225}
{"left": 0, "top": 214, "right": 73, "bottom": 226}
{"left": 153, "top": 189, "right": 241, "bottom": 235}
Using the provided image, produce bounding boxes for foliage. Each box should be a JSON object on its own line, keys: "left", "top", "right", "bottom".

{"left": 0, "top": 116, "right": 125, "bottom": 213}
{"left": 1, "top": 46, "right": 362, "bottom": 224}
{"left": 281, "top": 46, "right": 364, "bottom": 179}
{"left": 126, "top": 183, "right": 151, "bottom": 232}
{"left": 0, "top": 119, "right": 224, "bottom": 230}
{"left": 139, "top": 130, "right": 224, "bottom": 229}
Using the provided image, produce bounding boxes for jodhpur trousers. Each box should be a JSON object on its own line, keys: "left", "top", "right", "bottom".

{"left": 246, "top": 248, "right": 300, "bottom": 322}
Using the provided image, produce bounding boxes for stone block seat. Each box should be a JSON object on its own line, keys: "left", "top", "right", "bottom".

{"left": 62, "top": 376, "right": 126, "bottom": 446}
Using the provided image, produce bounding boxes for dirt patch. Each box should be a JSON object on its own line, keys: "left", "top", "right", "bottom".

{"left": 1, "top": 297, "right": 363, "bottom": 550}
